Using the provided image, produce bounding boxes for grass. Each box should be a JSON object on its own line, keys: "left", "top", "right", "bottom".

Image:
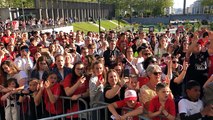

{"left": 72, "top": 20, "right": 131, "bottom": 33}
{"left": 112, "top": 20, "right": 129, "bottom": 27}
{"left": 99, "top": 20, "right": 118, "bottom": 31}
{"left": 72, "top": 22, "right": 99, "bottom": 33}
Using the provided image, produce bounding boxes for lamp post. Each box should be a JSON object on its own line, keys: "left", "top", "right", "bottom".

{"left": 183, "top": 0, "right": 186, "bottom": 14}
{"left": 21, "top": 0, "right": 26, "bottom": 30}
{"left": 98, "top": 0, "right": 101, "bottom": 34}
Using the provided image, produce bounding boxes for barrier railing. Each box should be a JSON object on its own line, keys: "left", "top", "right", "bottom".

{"left": 39, "top": 101, "right": 150, "bottom": 120}
{"left": 38, "top": 105, "right": 108, "bottom": 120}
{"left": 0, "top": 92, "right": 150, "bottom": 120}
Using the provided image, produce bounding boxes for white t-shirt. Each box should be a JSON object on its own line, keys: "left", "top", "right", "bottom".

{"left": 7, "top": 71, "right": 28, "bottom": 86}
{"left": 178, "top": 98, "right": 203, "bottom": 120}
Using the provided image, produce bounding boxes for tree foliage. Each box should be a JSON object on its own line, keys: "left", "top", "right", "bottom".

{"left": 0, "top": 0, "right": 173, "bottom": 17}
{"left": 0, "top": 0, "right": 34, "bottom": 8}
{"left": 100, "top": 0, "right": 174, "bottom": 17}
{"left": 201, "top": 0, "right": 213, "bottom": 6}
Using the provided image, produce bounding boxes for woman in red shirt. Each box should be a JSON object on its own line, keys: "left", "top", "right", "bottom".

{"left": 63, "top": 62, "right": 89, "bottom": 120}
{"left": 34, "top": 71, "right": 63, "bottom": 118}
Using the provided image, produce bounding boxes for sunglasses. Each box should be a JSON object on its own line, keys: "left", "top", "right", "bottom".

{"left": 153, "top": 72, "right": 162, "bottom": 76}
{"left": 39, "top": 62, "right": 47, "bottom": 65}
{"left": 172, "top": 61, "right": 178, "bottom": 64}
{"left": 76, "top": 68, "right": 84, "bottom": 70}
{"left": 144, "top": 53, "right": 151, "bottom": 56}
{"left": 151, "top": 60, "right": 157, "bottom": 64}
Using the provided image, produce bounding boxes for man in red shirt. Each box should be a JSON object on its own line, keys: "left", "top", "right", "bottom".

{"left": 108, "top": 90, "right": 143, "bottom": 120}
{"left": 148, "top": 83, "right": 176, "bottom": 120}
{"left": 1, "top": 29, "right": 11, "bottom": 46}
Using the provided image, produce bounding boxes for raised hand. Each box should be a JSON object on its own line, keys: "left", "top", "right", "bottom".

{"left": 44, "top": 81, "right": 51, "bottom": 89}
{"left": 38, "top": 81, "right": 44, "bottom": 90}
{"left": 183, "top": 60, "right": 189, "bottom": 71}
{"left": 81, "top": 76, "right": 87, "bottom": 84}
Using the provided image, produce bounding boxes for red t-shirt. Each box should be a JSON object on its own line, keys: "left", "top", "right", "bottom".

{"left": 43, "top": 83, "right": 62, "bottom": 115}
{"left": 29, "top": 45, "right": 38, "bottom": 55}
{"left": 1, "top": 35, "right": 11, "bottom": 44}
{"left": 148, "top": 96, "right": 176, "bottom": 120}
{"left": 198, "top": 38, "right": 208, "bottom": 47}
{"left": 208, "top": 55, "right": 213, "bottom": 77}
{"left": 138, "top": 77, "right": 149, "bottom": 88}
{"left": 116, "top": 100, "right": 142, "bottom": 120}
{"left": 63, "top": 74, "right": 89, "bottom": 118}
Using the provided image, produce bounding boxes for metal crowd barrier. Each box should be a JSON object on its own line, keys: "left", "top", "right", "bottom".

{"left": 38, "top": 105, "right": 108, "bottom": 120}
{"left": 0, "top": 92, "right": 150, "bottom": 120}
{"left": 0, "top": 93, "right": 89, "bottom": 120}
{"left": 39, "top": 101, "right": 150, "bottom": 120}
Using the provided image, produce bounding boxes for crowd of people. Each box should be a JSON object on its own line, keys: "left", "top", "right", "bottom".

{"left": 0, "top": 25, "right": 212, "bottom": 120}
{"left": 0, "top": 17, "right": 74, "bottom": 32}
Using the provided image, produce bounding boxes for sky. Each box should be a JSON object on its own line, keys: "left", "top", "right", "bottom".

{"left": 173, "top": 0, "right": 197, "bottom": 9}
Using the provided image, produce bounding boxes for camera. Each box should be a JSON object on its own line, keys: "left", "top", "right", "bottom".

{"left": 122, "top": 58, "right": 127, "bottom": 64}
{"left": 79, "top": 70, "right": 86, "bottom": 77}
{"left": 124, "top": 69, "right": 130, "bottom": 78}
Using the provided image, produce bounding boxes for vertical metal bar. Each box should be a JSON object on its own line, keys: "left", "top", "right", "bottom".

{"left": 96, "top": 108, "right": 99, "bottom": 120}
{"left": 21, "top": 98, "right": 25, "bottom": 120}
{"left": 35, "top": 100, "right": 38, "bottom": 119}
{"left": 41, "top": 97, "right": 44, "bottom": 116}
{"left": 105, "top": 106, "right": 108, "bottom": 120}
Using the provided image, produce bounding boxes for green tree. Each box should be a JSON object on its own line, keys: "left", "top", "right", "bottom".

{"left": 100, "top": 0, "right": 174, "bottom": 17}
{"left": 0, "top": 0, "right": 34, "bottom": 8}
{"left": 201, "top": 0, "right": 213, "bottom": 6}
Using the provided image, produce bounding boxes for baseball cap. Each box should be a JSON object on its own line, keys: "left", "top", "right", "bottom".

{"left": 124, "top": 90, "right": 137, "bottom": 101}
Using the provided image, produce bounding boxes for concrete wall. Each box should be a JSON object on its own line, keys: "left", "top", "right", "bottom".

{"left": 33, "top": 1, "right": 115, "bottom": 21}
{"left": 0, "top": 1, "right": 115, "bottom": 21}
{"left": 0, "top": 8, "right": 10, "bottom": 20}
{"left": 124, "top": 14, "right": 213, "bottom": 25}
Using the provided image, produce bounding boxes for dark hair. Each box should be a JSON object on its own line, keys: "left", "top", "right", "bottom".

{"left": 47, "top": 71, "right": 57, "bottom": 78}
{"left": 125, "top": 47, "right": 133, "bottom": 57}
{"left": 85, "top": 55, "right": 96, "bottom": 68}
{"left": 203, "top": 32, "right": 209, "bottom": 38}
{"left": 143, "top": 56, "right": 156, "bottom": 70}
{"left": 137, "top": 45, "right": 147, "bottom": 53}
{"left": 55, "top": 54, "right": 64, "bottom": 61}
{"left": 88, "top": 43, "right": 96, "bottom": 49}
{"left": 156, "top": 82, "right": 168, "bottom": 92}
{"left": 35, "top": 56, "right": 49, "bottom": 70}
{"left": 186, "top": 80, "right": 200, "bottom": 90}
{"left": 29, "top": 37, "right": 36, "bottom": 42}
{"left": 5, "top": 78, "right": 19, "bottom": 88}
{"left": 71, "top": 62, "right": 84, "bottom": 84}
{"left": 162, "top": 53, "right": 170, "bottom": 58}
